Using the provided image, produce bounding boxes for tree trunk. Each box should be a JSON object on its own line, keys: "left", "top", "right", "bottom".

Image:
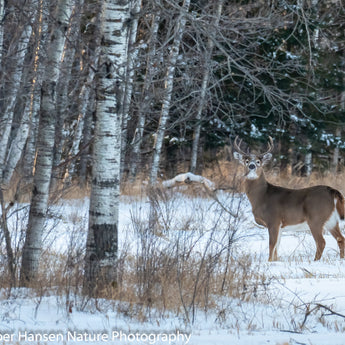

{"left": 68, "top": 0, "right": 101, "bottom": 184}
{"left": 3, "top": 1, "right": 49, "bottom": 186}
{"left": 79, "top": 93, "right": 94, "bottom": 186}
{"left": 22, "top": 92, "right": 40, "bottom": 182}
{"left": 331, "top": 127, "right": 341, "bottom": 174}
{"left": 120, "top": 0, "right": 141, "bottom": 178}
{"left": 190, "top": 0, "right": 223, "bottom": 173}
{"left": 130, "top": 11, "right": 161, "bottom": 179}
{"left": 67, "top": 52, "right": 99, "bottom": 181}
{"left": 50, "top": 3, "right": 82, "bottom": 191}
{"left": 0, "top": 22, "right": 33, "bottom": 180}
{"left": 83, "top": 0, "right": 130, "bottom": 296}
{"left": 0, "top": 0, "right": 5, "bottom": 64}
{"left": 304, "top": 142, "right": 313, "bottom": 177}
{"left": 3, "top": 87, "right": 36, "bottom": 186}
{"left": 149, "top": 0, "right": 191, "bottom": 185}
{"left": 20, "top": 0, "right": 73, "bottom": 286}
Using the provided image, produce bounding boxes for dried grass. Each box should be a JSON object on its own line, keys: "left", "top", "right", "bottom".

{"left": 0, "top": 184, "right": 268, "bottom": 324}
{"left": 1, "top": 160, "right": 345, "bottom": 325}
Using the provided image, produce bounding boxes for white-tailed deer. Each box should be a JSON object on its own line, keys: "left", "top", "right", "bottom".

{"left": 233, "top": 136, "right": 345, "bottom": 261}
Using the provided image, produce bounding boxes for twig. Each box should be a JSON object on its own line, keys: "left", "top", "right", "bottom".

{"left": 315, "top": 303, "right": 345, "bottom": 319}
{"left": 202, "top": 185, "right": 239, "bottom": 218}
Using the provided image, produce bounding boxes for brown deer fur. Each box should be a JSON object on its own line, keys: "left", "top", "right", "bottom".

{"left": 234, "top": 137, "right": 345, "bottom": 261}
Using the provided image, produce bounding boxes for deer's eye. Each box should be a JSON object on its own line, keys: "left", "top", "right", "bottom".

{"left": 245, "top": 159, "right": 249, "bottom": 165}
{"left": 256, "top": 160, "right": 261, "bottom": 166}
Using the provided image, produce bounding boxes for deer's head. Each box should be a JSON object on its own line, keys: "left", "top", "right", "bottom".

{"left": 233, "top": 136, "right": 274, "bottom": 180}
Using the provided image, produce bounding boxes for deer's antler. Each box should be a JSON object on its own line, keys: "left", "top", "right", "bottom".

{"left": 259, "top": 136, "right": 274, "bottom": 157}
{"left": 233, "top": 136, "right": 248, "bottom": 156}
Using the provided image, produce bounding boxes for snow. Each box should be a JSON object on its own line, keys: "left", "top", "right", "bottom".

{"left": 2, "top": 192, "right": 345, "bottom": 344}
{"left": 162, "top": 172, "right": 215, "bottom": 190}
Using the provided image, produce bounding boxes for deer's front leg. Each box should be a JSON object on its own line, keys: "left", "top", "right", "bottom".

{"left": 268, "top": 224, "right": 280, "bottom": 261}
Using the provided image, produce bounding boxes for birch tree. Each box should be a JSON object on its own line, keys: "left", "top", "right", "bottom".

{"left": 190, "top": 0, "right": 223, "bottom": 173}
{"left": 67, "top": 59, "right": 98, "bottom": 180}
{"left": 20, "top": 0, "right": 73, "bottom": 285}
{"left": 50, "top": 2, "right": 83, "bottom": 191}
{"left": 332, "top": 127, "right": 341, "bottom": 173}
{"left": 78, "top": 97, "right": 94, "bottom": 185}
{"left": 0, "top": 0, "right": 4, "bottom": 64}
{"left": 149, "top": 0, "right": 191, "bottom": 185}
{"left": 67, "top": 0, "right": 101, "bottom": 183}
{"left": 83, "top": 0, "right": 130, "bottom": 295}
{"left": 120, "top": 0, "right": 141, "bottom": 177}
{"left": 2, "top": 1, "right": 49, "bottom": 186}
{"left": 130, "top": 8, "right": 161, "bottom": 179}
{"left": 0, "top": 12, "right": 33, "bottom": 180}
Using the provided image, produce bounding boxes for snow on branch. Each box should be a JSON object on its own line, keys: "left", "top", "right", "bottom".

{"left": 162, "top": 172, "right": 215, "bottom": 190}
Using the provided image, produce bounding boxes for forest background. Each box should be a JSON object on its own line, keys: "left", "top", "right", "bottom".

{"left": 0, "top": 0, "right": 344, "bottom": 292}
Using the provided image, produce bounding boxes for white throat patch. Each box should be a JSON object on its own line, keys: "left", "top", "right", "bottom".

{"left": 246, "top": 170, "right": 259, "bottom": 180}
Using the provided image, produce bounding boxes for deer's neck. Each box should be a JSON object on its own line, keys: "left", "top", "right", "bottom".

{"left": 244, "top": 172, "right": 268, "bottom": 205}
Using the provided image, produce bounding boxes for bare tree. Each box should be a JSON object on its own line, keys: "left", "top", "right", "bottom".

{"left": 83, "top": 0, "right": 131, "bottom": 295}
{"left": 190, "top": 0, "right": 223, "bottom": 173}
{"left": 2, "top": 1, "right": 49, "bottom": 186}
{"left": 20, "top": 0, "right": 74, "bottom": 286}
{"left": 0, "top": 0, "right": 4, "bottom": 64}
{"left": 129, "top": 6, "right": 161, "bottom": 179}
{"left": 67, "top": 0, "right": 101, "bottom": 183}
{"left": 67, "top": 57, "right": 98, "bottom": 181}
{"left": 332, "top": 127, "right": 342, "bottom": 173}
{"left": 149, "top": 0, "right": 191, "bottom": 185}
{"left": 50, "top": 1, "right": 83, "bottom": 191}
{"left": 0, "top": 3, "right": 34, "bottom": 181}
{"left": 120, "top": 0, "right": 141, "bottom": 177}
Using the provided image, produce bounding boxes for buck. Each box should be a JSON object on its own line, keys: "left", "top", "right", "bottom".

{"left": 233, "top": 137, "right": 345, "bottom": 261}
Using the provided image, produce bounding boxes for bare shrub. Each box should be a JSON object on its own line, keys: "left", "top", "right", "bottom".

{"left": 0, "top": 184, "right": 269, "bottom": 324}
{"left": 110, "top": 187, "right": 268, "bottom": 323}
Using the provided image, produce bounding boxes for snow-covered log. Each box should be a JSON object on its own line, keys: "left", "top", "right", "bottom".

{"left": 162, "top": 172, "right": 215, "bottom": 191}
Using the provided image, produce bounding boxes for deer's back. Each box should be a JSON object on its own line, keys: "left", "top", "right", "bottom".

{"left": 262, "top": 184, "right": 339, "bottom": 227}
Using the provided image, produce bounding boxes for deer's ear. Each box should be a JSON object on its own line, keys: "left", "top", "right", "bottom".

{"left": 262, "top": 152, "right": 272, "bottom": 165}
{"left": 233, "top": 151, "right": 244, "bottom": 164}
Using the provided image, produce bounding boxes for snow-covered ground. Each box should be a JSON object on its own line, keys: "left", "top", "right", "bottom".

{"left": 2, "top": 192, "right": 345, "bottom": 345}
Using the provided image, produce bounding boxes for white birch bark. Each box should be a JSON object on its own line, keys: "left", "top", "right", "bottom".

{"left": 0, "top": 23, "right": 33, "bottom": 179}
{"left": 120, "top": 0, "right": 141, "bottom": 177}
{"left": 305, "top": 141, "right": 313, "bottom": 177}
{"left": 149, "top": 0, "right": 191, "bottom": 185}
{"left": 0, "top": 0, "right": 4, "bottom": 64}
{"left": 190, "top": 0, "right": 223, "bottom": 173}
{"left": 130, "top": 11, "right": 160, "bottom": 179}
{"left": 51, "top": 3, "right": 81, "bottom": 191}
{"left": 3, "top": 91, "right": 35, "bottom": 185}
{"left": 3, "top": 2, "right": 49, "bottom": 185}
{"left": 84, "top": 0, "right": 130, "bottom": 294}
{"left": 22, "top": 92, "right": 40, "bottom": 180}
{"left": 20, "top": 0, "right": 73, "bottom": 285}
{"left": 332, "top": 127, "right": 341, "bottom": 173}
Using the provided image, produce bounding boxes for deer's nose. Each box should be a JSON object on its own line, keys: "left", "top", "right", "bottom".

{"left": 248, "top": 163, "right": 256, "bottom": 170}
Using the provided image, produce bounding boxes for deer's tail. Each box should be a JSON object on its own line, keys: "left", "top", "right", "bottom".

{"left": 334, "top": 190, "right": 345, "bottom": 220}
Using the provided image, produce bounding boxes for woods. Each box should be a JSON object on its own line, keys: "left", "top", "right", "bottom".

{"left": 0, "top": 0, "right": 344, "bottom": 290}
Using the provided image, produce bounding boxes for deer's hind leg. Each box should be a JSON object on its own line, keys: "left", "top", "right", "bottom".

{"left": 329, "top": 223, "right": 345, "bottom": 259}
